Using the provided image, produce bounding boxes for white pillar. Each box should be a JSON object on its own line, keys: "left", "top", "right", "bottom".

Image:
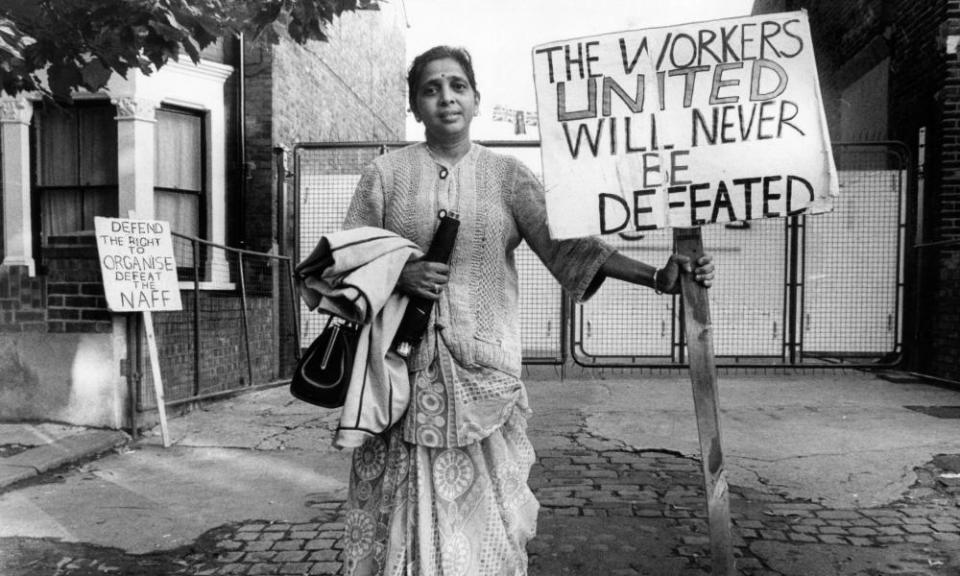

{"left": 112, "top": 96, "right": 157, "bottom": 219}
{"left": 1, "top": 97, "right": 35, "bottom": 275}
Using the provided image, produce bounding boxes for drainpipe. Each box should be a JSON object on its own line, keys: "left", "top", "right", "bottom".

{"left": 235, "top": 32, "right": 247, "bottom": 248}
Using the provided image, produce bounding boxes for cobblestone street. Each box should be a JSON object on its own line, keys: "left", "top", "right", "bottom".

{"left": 6, "top": 405, "right": 959, "bottom": 576}
{"left": 187, "top": 424, "right": 960, "bottom": 576}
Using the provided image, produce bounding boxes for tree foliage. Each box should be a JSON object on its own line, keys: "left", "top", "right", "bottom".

{"left": 0, "top": 0, "right": 376, "bottom": 101}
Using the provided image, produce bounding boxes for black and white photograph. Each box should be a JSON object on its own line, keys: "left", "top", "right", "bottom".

{"left": 0, "top": 1, "right": 958, "bottom": 574}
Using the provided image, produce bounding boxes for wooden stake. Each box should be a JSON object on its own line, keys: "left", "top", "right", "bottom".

{"left": 674, "top": 226, "right": 735, "bottom": 575}
{"left": 142, "top": 309, "right": 171, "bottom": 448}
{"left": 124, "top": 211, "right": 171, "bottom": 448}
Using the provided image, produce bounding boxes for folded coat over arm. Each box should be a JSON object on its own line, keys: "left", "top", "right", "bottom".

{"left": 295, "top": 227, "right": 423, "bottom": 448}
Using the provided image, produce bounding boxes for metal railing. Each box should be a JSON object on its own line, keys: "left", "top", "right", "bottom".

{"left": 133, "top": 233, "right": 299, "bottom": 410}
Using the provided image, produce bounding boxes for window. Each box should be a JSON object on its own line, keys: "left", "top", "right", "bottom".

{"left": 155, "top": 106, "right": 205, "bottom": 238}
{"left": 33, "top": 101, "right": 119, "bottom": 240}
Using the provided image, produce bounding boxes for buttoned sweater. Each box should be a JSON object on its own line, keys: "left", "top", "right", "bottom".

{"left": 343, "top": 142, "right": 615, "bottom": 377}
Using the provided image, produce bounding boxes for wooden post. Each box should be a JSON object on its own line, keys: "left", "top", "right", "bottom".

{"left": 142, "top": 310, "right": 171, "bottom": 448}
{"left": 674, "top": 226, "right": 735, "bottom": 575}
{"left": 126, "top": 211, "right": 171, "bottom": 448}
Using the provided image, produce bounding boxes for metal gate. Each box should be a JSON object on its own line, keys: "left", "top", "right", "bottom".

{"left": 294, "top": 141, "right": 907, "bottom": 369}
{"left": 573, "top": 142, "right": 907, "bottom": 368}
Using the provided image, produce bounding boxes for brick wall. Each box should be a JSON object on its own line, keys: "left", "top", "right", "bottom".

{"left": 271, "top": 9, "right": 406, "bottom": 146}
{"left": 241, "top": 38, "right": 277, "bottom": 254}
{"left": 147, "top": 292, "right": 277, "bottom": 403}
{"left": 0, "top": 265, "right": 45, "bottom": 332}
{"left": 44, "top": 235, "right": 112, "bottom": 334}
{"left": 1, "top": 235, "right": 111, "bottom": 334}
{"left": 242, "top": 6, "right": 406, "bottom": 254}
{"left": 248, "top": 295, "right": 280, "bottom": 383}
{"left": 755, "top": 0, "right": 942, "bottom": 142}
{"left": 929, "top": 1, "right": 960, "bottom": 378}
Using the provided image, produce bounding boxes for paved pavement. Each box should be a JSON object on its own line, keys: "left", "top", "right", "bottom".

{"left": 0, "top": 422, "right": 127, "bottom": 489}
{"left": 1, "top": 369, "right": 960, "bottom": 575}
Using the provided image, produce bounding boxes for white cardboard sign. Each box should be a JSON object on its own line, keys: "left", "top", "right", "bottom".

{"left": 94, "top": 217, "right": 182, "bottom": 312}
{"left": 533, "top": 10, "right": 839, "bottom": 239}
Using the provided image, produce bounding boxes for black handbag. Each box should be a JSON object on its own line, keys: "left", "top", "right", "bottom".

{"left": 290, "top": 316, "right": 360, "bottom": 408}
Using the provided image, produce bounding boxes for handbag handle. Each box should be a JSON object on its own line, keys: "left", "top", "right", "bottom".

{"left": 320, "top": 323, "right": 340, "bottom": 370}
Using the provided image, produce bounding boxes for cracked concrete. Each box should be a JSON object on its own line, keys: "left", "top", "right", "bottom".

{"left": 528, "top": 371, "right": 960, "bottom": 509}
{"left": 536, "top": 372, "right": 960, "bottom": 508}
{"left": 750, "top": 541, "right": 960, "bottom": 576}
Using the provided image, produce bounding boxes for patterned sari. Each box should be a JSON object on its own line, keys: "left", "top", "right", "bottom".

{"left": 342, "top": 343, "right": 539, "bottom": 576}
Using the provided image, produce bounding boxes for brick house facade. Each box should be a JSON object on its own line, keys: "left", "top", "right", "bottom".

{"left": 753, "top": 0, "right": 960, "bottom": 381}
{"left": 0, "top": 5, "right": 406, "bottom": 427}
{"left": 243, "top": 8, "right": 406, "bottom": 255}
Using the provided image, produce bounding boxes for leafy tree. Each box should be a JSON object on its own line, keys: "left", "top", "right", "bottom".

{"left": 0, "top": 0, "right": 377, "bottom": 101}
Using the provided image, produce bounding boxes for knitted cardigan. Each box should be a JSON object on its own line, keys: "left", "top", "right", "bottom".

{"left": 343, "top": 142, "right": 615, "bottom": 377}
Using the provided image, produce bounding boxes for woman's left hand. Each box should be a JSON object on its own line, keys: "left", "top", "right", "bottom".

{"left": 655, "top": 254, "right": 715, "bottom": 294}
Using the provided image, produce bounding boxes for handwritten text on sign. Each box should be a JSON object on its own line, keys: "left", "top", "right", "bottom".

{"left": 533, "top": 11, "right": 839, "bottom": 239}
{"left": 94, "top": 217, "right": 182, "bottom": 311}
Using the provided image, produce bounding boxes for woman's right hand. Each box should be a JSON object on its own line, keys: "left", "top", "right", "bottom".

{"left": 398, "top": 258, "right": 450, "bottom": 300}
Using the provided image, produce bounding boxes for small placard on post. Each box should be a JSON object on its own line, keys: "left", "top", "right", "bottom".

{"left": 94, "top": 217, "right": 182, "bottom": 313}
{"left": 94, "top": 217, "right": 182, "bottom": 447}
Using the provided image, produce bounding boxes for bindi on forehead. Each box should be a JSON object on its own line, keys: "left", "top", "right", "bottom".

{"left": 417, "top": 59, "right": 471, "bottom": 91}
{"left": 422, "top": 73, "right": 467, "bottom": 85}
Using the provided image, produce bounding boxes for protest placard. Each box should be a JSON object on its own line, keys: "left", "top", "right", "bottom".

{"left": 94, "top": 216, "right": 180, "bottom": 447}
{"left": 533, "top": 10, "right": 838, "bottom": 239}
{"left": 94, "top": 217, "right": 182, "bottom": 312}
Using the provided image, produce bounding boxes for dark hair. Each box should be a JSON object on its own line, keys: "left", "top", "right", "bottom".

{"left": 407, "top": 45, "right": 478, "bottom": 117}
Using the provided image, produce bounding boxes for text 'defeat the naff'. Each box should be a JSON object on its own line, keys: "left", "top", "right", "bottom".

{"left": 94, "top": 217, "right": 183, "bottom": 312}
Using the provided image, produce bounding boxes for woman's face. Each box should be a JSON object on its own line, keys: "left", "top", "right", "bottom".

{"left": 413, "top": 57, "right": 479, "bottom": 142}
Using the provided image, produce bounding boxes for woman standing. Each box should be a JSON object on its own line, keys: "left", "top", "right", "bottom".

{"left": 341, "top": 45, "right": 714, "bottom": 576}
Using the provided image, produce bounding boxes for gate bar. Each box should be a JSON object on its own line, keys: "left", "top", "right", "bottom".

{"left": 192, "top": 239, "right": 201, "bottom": 396}
{"left": 788, "top": 215, "right": 801, "bottom": 364}
{"left": 238, "top": 252, "right": 254, "bottom": 387}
